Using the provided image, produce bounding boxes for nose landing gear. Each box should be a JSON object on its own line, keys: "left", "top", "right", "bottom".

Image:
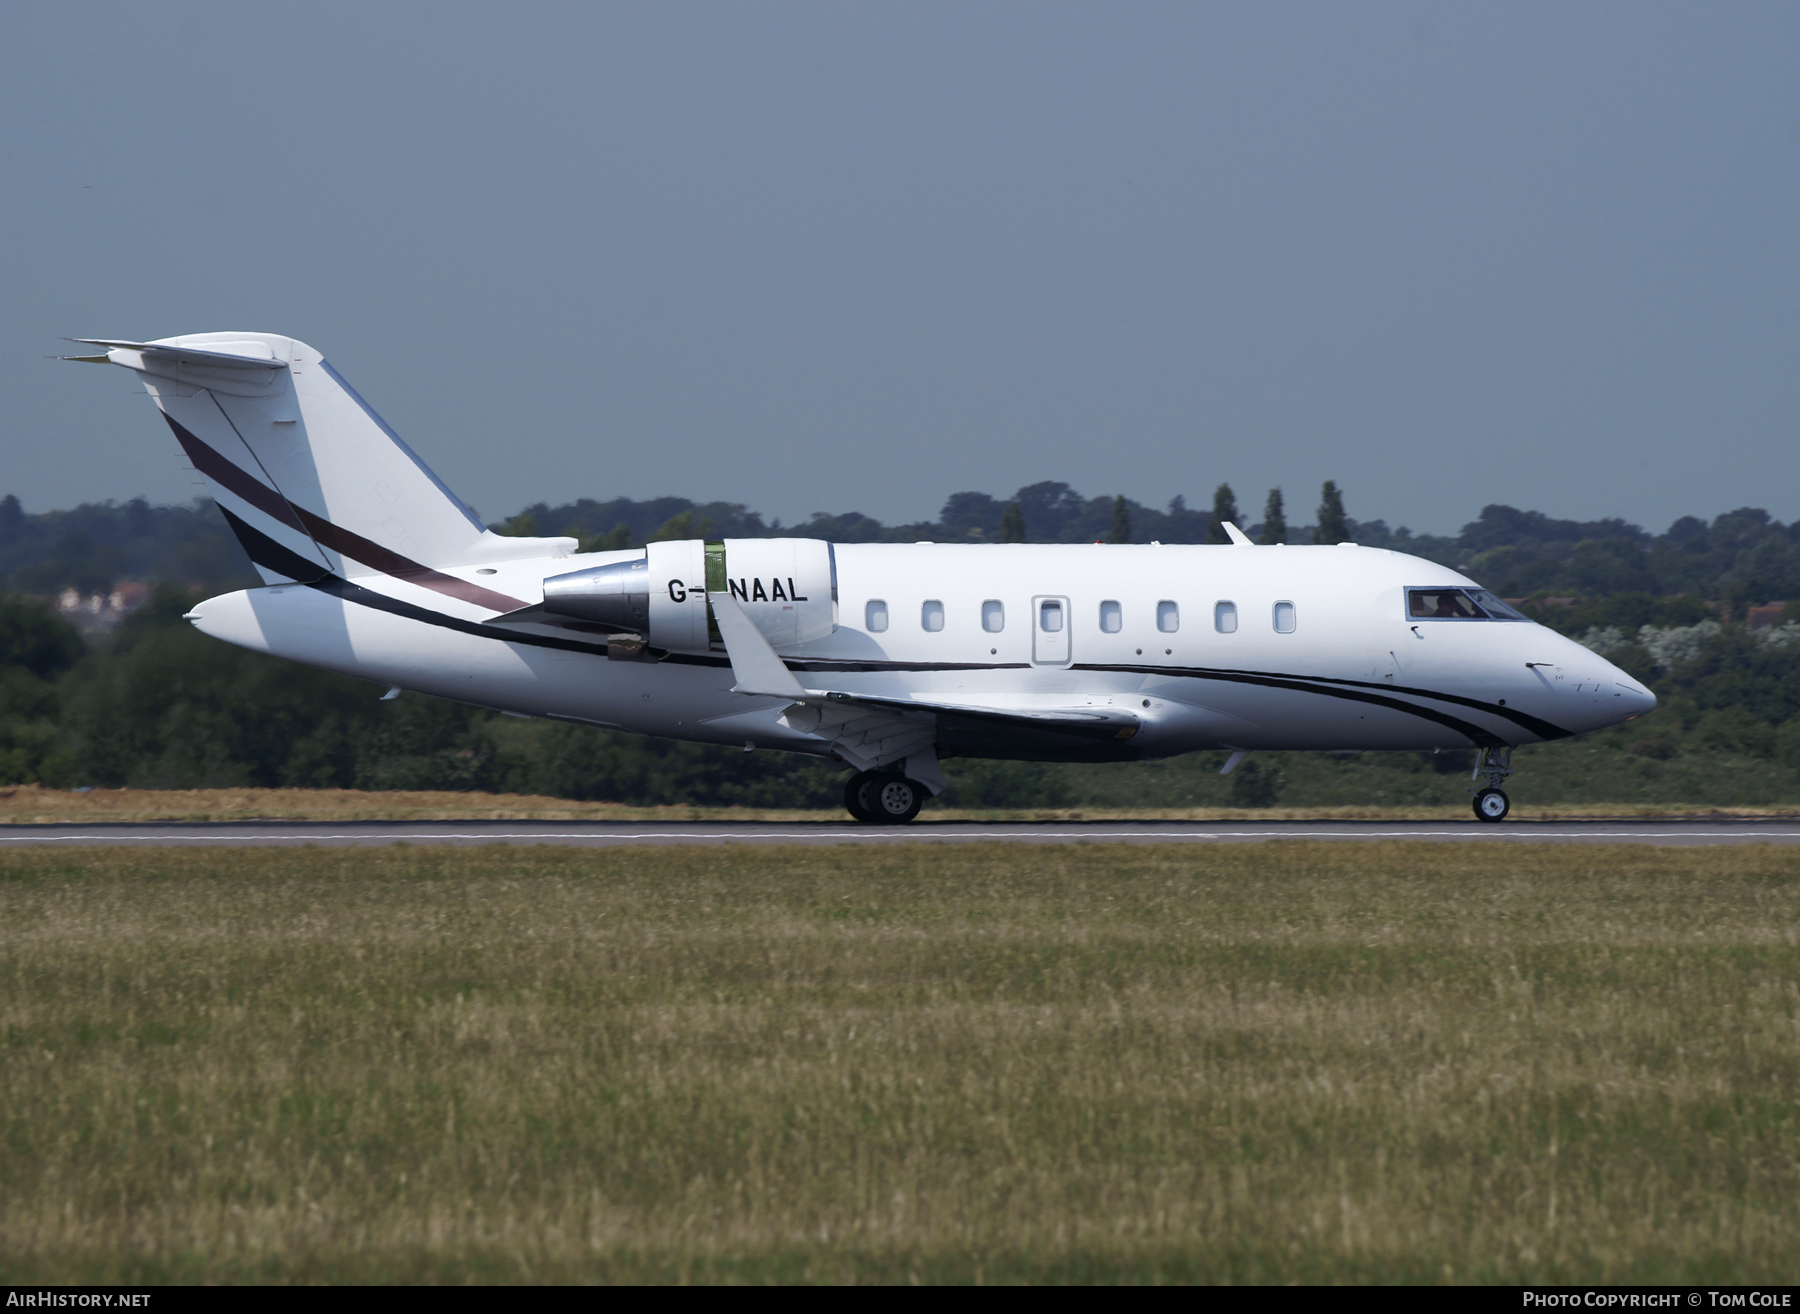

{"left": 1470, "top": 746, "right": 1513, "bottom": 823}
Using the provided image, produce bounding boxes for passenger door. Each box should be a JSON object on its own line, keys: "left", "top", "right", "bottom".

{"left": 1033, "top": 595, "right": 1071, "bottom": 665}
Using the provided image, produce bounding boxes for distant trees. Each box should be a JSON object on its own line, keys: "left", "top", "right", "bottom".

{"left": 17, "top": 561, "right": 1800, "bottom": 801}
{"left": 579, "top": 523, "right": 633, "bottom": 553}
{"left": 0, "top": 592, "right": 83, "bottom": 679}
{"left": 999, "top": 503, "right": 1025, "bottom": 543}
{"left": 645, "top": 509, "right": 712, "bottom": 543}
{"left": 1108, "top": 496, "right": 1132, "bottom": 545}
{"left": 1229, "top": 759, "right": 1285, "bottom": 808}
{"left": 1208, "top": 484, "right": 1239, "bottom": 545}
{"left": 18, "top": 481, "right": 1800, "bottom": 623}
{"left": 0, "top": 584, "right": 849, "bottom": 802}
{"left": 937, "top": 492, "right": 1005, "bottom": 541}
{"left": 1259, "top": 489, "right": 1288, "bottom": 545}
{"left": 0, "top": 497, "right": 252, "bottom": 601}
{"left": 1314, "top": 481, "right": 1349, "bottom": 544}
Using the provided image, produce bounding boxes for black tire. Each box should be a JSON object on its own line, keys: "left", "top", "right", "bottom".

{"left": 1473, "top": 788, "right": 1510, "bottom": 823}
{"left": 844, "top": 771, "right": 882, "bottom": 823}
{"left": 869, "top": 775, "right": 926, "bottom": 825}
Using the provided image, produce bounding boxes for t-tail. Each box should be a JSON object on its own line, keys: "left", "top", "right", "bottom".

{"left": 66, "top": 332, "right": 572, "bottom": 605}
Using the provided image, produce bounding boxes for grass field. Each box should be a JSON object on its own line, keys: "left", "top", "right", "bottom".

{"left": 1, "top": 841, "right": 1796, "bottom": 1284}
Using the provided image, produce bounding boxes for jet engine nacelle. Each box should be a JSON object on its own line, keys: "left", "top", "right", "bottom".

{"left": 540, "top": 538, "right": 836, "bottom": 653}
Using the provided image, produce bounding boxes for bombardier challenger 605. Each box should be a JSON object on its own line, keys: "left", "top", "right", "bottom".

{"left": 67, "top": 332, "right": 1654, "bottom": 822}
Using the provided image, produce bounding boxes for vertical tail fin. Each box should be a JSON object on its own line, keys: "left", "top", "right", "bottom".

{"left": 75, "top": 333, "right": 573, "bottom": 600}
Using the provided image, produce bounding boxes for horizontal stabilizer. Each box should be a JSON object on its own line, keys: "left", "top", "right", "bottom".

{"left": 70, "top": 338, "right": 282, "bottom": 367}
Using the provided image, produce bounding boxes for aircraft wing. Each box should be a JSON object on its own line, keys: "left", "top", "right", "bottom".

{"left": 709, "top": 590, "right": 1139, "bottom": 772}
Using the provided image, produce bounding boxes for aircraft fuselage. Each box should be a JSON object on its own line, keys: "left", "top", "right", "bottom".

{"left": 187, "top": 539, "right": 1652, "bottom": 761}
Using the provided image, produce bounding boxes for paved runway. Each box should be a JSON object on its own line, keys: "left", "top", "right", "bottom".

{"left": 5, "top": 819, "right": 1800, "bottom": 847}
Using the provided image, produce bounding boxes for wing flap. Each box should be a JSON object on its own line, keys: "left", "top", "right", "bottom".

{"left": 810, "top": 691, "right": 1142, "bottom": 743}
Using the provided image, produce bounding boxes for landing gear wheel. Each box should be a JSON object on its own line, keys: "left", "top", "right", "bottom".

{"left": 844, "top": 771, "right": 882, "bottom": 823}
{"left": 1473, "top": 788, "right": 1511, "bottom": 823}
{"left": 870, "top": 776, "right": 926, "bottom": 825}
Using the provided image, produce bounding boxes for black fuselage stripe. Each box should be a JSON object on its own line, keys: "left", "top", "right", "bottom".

{"left": 1210, "top": 667, "right": 1567, "bottom": 739}
{"left": 1071, "top": 662, "right": 1570, "bottom": 741}
{"left": 787, "top": 660, "right": 1032, "bottom": 673}
{"left": 219, "top": 508, "right": 609, "bottom": 656}
{"left": 1090, "top": 666, "right": 1504, "bottom": 747}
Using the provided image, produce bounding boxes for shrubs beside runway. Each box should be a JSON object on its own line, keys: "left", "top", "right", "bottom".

{"left": 1, "top": 841, "right": 1796, "bottom": 1283}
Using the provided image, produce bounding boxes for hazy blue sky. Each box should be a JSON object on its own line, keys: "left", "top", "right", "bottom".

{"left": 5, "top": 2, "right": 1797, "bottom": 535}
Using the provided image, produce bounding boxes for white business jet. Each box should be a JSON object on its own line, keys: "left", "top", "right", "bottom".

{"left": 67, "top": 332, "right": 1654, "bottom": 823}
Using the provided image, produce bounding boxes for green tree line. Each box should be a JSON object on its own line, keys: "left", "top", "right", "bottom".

{"left": 10, "top": 580, "right": 1800, "bottom": 808}
{"left": 13, "top": 486, "right": 1800, "bottom": 608}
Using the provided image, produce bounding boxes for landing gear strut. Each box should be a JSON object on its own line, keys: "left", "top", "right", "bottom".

{"left": 1470, "top": 746, "right": 1512, "bottom": 823}
{"left": 844, "top": 770, "right": 927, "bottom": 825}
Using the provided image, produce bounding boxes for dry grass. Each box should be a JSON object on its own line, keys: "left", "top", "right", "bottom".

{"left": 1, "top": 841, "right": 1797, "bottom": 1283}
{"left": 3, "top": 782, "right": 1797, "bottom": 825}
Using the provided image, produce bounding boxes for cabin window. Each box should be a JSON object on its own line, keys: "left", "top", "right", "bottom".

{"left": 865, "top": 600, "right": 889, "bottom": 632}
{"left": 1099, "top": 600, "right": 1122, "bottom": 633}
{"left": 922, "top": 600, "right": 945, "bottom": 632}
{"left": 982, "top": 600, "right": 1005, "bottom": 632}
{"left": 1214, "top": 601, "right": 1237, "bottom": 633}
{"left": 1039, "top": 600, "right": 1064, "bottom": 633}
{"left": 1157, "top": 601, "right": 1179, "bottom": 633}
{"left": 1273, "top": 601, "right": 1296, "bottom": 633}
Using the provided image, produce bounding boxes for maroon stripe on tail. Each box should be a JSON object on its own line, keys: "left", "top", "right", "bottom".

{"left": 164, "top": 414, "right": 528, "bottom": 613}
{"left": 165, "top": 413, "right": 307, "bottom": 534}
{"left": 288, "top": 505, "right": 526, "bottom": 611}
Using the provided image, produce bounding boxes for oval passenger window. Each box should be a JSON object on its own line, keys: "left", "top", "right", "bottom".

{"left": 1099, "top": 600, "right": 1122, "bottom": 633}
{"left": 1214, "top": 601, "right": 1237, "bottom": 633}
{"left": 1157, "top": 601, "right": 1179, "bottom": 633}
{"left": 982, "top": 600, "right": 1004, "bottom": 633}
{"left": 922, "top": 600, "right": 945, "bottom": 632}
{"left": 1273, "top": 601, "right": 1296, "bottom": 633}
{"left": 865, "top": 600, "right": 889, "bottom": 632}
{"left": 1039, "top": 601, "right": 1064, "bottom": 633}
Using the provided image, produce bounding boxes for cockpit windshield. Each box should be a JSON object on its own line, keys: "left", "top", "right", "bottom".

{"left": 1407, "top": 587, "right": 1527, "bottom": 621}
{"left": 1464, "top": 589, "right": 1527, "bottom": 620}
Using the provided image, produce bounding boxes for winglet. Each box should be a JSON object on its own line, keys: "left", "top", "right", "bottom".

{"left": 708, "top": 591, "right": 806, "bottom": 698}
{"left": 1222, "top": 522, "right": 1253, "bottom": 547}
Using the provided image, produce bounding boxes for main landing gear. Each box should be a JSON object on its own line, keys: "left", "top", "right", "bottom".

{"left": 844, "top": 769, "right": 927, "bottom": 825}
{"left": 1470, "top": 746, "right": 1513, "bottom": 823}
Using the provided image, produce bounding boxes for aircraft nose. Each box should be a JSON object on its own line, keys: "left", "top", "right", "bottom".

{"left": 1616, "top": 678, "right": 1656, "bottom": 717}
